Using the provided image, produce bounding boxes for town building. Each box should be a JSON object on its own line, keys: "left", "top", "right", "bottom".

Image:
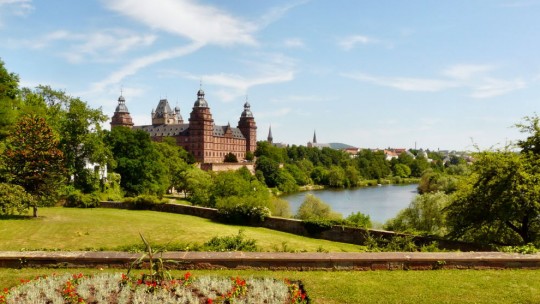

{"left": 110, "top": 88, "right": 257, "bottom": 164}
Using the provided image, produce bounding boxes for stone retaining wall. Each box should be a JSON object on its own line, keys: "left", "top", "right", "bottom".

{"left": 1, "top": 251, "right": 539, "bottom": 271}
{"left": 99, "top": 202, "right": 491, "bottom": 251}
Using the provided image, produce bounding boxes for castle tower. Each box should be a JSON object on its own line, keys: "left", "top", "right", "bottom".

{"left": 188, "top": 88, "right": 214, "bottom": 163}
{"left": 238, "top": 99, "right": 257, "bottom": 154}
{"left": 110, "top": 94, "right": 134, "bottom": 128}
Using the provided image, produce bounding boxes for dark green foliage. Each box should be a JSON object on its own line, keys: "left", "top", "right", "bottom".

{"left": 516, "top": 114, "right": 540, "bottom": 155}
{"left": 202, "top": 229, "right": 259, "bottom": 252}
{"left": 245, "top": 151, "right": 254, "bottom": 161}
{"left": 216, "top": 195, "right": 271, "bottom": 224}
{"left": 64, "top": 190, "right": 100, "bottom": 208}
{"left": 0, "top": 59, "right": 20, "bottom": 141}
{"left": 223, "top": 152, "right": 238, "bottom": 163}
{"left": 255, "top": 156, "right": 280, "bottom": 187}
{"left": 446, "top": 151, "right": 540, "bottom": 246}
{"left": 3, "top": 115, "right": 65, "bottom": 216}
{"left": 106, "top": 127, "right": 168, "bottom": 196}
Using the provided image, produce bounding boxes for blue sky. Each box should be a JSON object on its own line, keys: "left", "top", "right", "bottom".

{"left": 1, "top": 0, "right": 539, "bottom": 151}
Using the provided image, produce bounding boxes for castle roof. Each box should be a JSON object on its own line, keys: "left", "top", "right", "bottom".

{"left": 133, "top": 123, "right": 246, "bottom": 139}
{"left": 241, "top": 101, "right": 253, "bottom": 118}
{"left": 154, "top": 99, "right": 173, "bottom": 118}
{"left": 194, "top": 89, "right": 209, "bottom": 108}
{"left": 115, "top": 95, "right": 129, "bottom": 113}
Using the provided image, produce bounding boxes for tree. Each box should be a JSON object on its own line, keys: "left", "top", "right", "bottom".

{"left": 445, "top": 151, "right": 540, "bottom": 245}
{"left": 515, "top": 114, "right": 540, "bottom": 155}
{"left": 393, "top": 163, "right": 411, "bottom": 178}
{"left": 154, "top": 138, "right": 189, "bottom": 193}
{"left": 224, "top": 152, "right": 238, "bottom": 163}
{"left": 296, "top": 194, "right": 341, "bottom": 220}
{"left": 0, "top": 183, "right": 32, "bottom": 215}
{"left": 346, "top": 211, "right": 372, "bottom": 228}
{"left": 181, "top": 167, "right": 213, "bottom": 206}
{"left": 385, "top": 192, "right": 450, "bottom": 236}
{"left": 0, "top": 59, "right": 20, "bottom": 140}
{"left": 255, "top": 156, "right": 280, "bottom": 187}
{"left": 3, "top": 115, "right": 65, "bottom": 216}
{"left": 106, "top": 127, "right": 168, "bottom": 196}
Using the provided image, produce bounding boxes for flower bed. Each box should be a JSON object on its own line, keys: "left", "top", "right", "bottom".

{"left": 1, "top": 272, "right": 308, "bottom": 304}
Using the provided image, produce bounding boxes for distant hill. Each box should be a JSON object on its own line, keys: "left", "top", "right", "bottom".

{"left": 328, "top": 142, "right": 357, "bottom": 150}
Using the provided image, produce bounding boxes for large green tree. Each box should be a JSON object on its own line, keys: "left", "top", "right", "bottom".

{"left": 446, "top": 151, "right": 540, "bottom": 245}
{"left": 106, "top": 127, "right": 168, "bottom": 196}
{"left": 0, "top": 59, "right": 20, "bottom": 140}
{"left": 3, "top": 115, "right": 65, "bottom": 216}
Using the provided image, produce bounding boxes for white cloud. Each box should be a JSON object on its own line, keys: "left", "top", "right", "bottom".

{"left": 284, "top": 38, "right": 305, "bottom": 48}
{"left": 102, "top": 0, "right": 256, "bottom": 46}
{"left": 0, "top": 0, "right": 32, "bottom": 15}
{"left": 470, "top": 78, "right": 526, "bottom": 99}
{"left": 344, "top": 64, "right": 527, "bottom": 98}
{"left": 338, "top": 35, "right": 378, "bottom": 50}
{"left": 257, "top": 0, "right": 309, "bottom": 30}
{"left": 16, "top": 29, "right": 157, "bottom": 63}
{"left": 343, "top": 72, "right": 458, "bottom": 92}
{"left": 442, "top": 64, "right": 493, "bottom": 80}
{"left": 91, "top": 42, "right": 204, "bottom": 93}
{"left": 168, "top": 53, "right": 295, "bottom": 102}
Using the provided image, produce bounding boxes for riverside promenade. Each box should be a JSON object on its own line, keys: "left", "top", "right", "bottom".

{"left": 1, "top": 251, "right": 539, "bottom": 271}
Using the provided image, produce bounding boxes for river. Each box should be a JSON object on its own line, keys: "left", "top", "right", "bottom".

{"left": 281, "top": 184, "right": 418, "bottom": 224}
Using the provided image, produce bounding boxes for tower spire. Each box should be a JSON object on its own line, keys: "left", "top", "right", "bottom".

{"left": 268, "top": 124, "right": 273, "bottom": 143}
{"left": 313, "top": 130, "right": 317, "bottom": 144}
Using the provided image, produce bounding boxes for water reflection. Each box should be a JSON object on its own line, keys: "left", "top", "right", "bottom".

{"left": 281, "top": 184, "right": 418, "bottom": 224}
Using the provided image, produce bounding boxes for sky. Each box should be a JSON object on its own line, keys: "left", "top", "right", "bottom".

{"left": 0, "top": 0, "right": 539, "bottom": 151}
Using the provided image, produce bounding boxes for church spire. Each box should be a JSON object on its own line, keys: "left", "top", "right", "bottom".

{"left": 313, "top": 130, "right": 317, "bottom": 144}
{"left": 268, "top": 125, "right": 273, "bottom": 143}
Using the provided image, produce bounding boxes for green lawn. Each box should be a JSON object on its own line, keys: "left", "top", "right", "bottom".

{"left": 0, "top": 207, "right": 363, "bottom": 252}
{"left": 0, "top": 268, "right": 538, "bottom": 303}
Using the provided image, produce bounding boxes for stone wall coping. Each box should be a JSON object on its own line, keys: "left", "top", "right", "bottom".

{"left": 2, "top": 251, "right": 539, "bottom": 263}
{"left": 2, "top": 251, "right": 539, "bottom": 270}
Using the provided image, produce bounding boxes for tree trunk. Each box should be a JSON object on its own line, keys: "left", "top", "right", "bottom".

{"left": 33, "top": 206, "right": 38, "bottom": 217}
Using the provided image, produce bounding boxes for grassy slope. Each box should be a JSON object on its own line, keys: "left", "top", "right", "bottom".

{"left": 0, "top": 207, "right": 363, "bottom": 252}
{"left": 0, "top": 268, "right": 538, "bottom": 303}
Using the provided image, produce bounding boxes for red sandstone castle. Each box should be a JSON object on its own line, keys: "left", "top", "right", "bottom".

{"left": 111, "top": 88, "right": 257, "bottom": 163}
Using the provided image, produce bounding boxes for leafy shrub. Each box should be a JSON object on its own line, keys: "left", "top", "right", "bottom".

{"left": 123, "top": 195, "right": 165, "bottom": 210}
{"left": 296, "top": 194, "right": 341, "bottom": 220}
{"left": 216, "top": 195, "right": 271, "bottom": 225}
{"left": 202, "top": 229, "right": 259, "bottom": 252}
{"left": 346, "top": 211, "right": 372, "bottom": 228}
{"left": 64, "top": 190, "right": 100, "bottom": 208}
{"left": 384, "top": 192, "right": 450, "bottom": 236}
{"left": 0, "top": 183, "right": 32, "bottom": 215}
{"left": 269, "top": 197, "right": 292, "bottom": 218}
{"left": 499, "top": 243, "right": 538, "bottom": 254}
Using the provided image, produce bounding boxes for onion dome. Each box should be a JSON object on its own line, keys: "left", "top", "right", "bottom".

{"left": 241, "top": 101, "right": 253, "bottom": 118}
{"left": 115, "top": 95, "right": 129, "bottom": 113}
{"left": 194, "top": 89, "right": 208, "bottom": 107}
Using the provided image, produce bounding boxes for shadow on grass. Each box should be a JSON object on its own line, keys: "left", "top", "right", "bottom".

{"left": 0, "top": 214, "right": 37, "bottom": 220}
